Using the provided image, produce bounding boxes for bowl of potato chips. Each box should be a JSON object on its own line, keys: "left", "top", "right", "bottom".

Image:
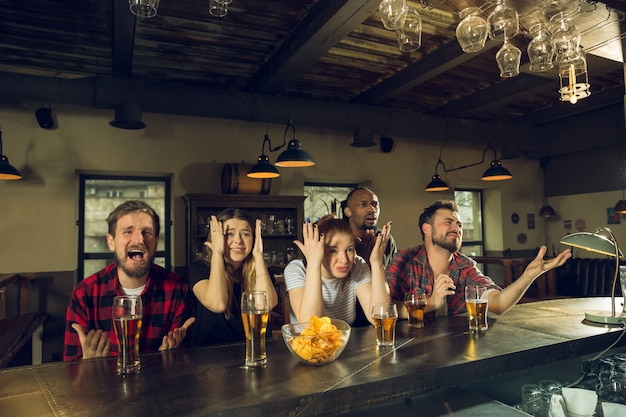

{"left": 281, "top": 316, "right": 351, "bottom": 365}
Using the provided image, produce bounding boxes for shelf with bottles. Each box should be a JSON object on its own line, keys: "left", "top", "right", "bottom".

{"left": 182, "top": 194, "right": 305, "bottom": 270}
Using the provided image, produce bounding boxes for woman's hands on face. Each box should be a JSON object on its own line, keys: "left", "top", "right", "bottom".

{"left": 204, "top": 215, "right": 226, "bottom": 256}
{"left": 293, "top": 221, "right": 325, "bottom": 266}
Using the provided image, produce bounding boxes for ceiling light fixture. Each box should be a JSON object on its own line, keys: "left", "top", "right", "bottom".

{"left": 109, "top": 102, "right": 146, "bottom": 130}
{"left": 560, "top": 227, "right": 625, "bottom": 325}
{"left": 0, "top": 129, "right": 22, "bottom": 180}
{"left": 275, "top": 120, "right": 315, "bottom": 168}
{"left": 247, "top": 120, "right": 315, "bottom": 178}
{"left": 425, "top": 142, "right": 511, "bottom": 192}
{"left": 247, "top": 134, "right": 281, "bottom": 179}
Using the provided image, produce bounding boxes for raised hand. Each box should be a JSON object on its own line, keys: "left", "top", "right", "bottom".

{"left": 204, "top": 215, "right": 226, "bottom": 257}
{"left": 369, "top": 221, "right": 392, "bottom": 266}
{"left": 251, "top": 219, "right": 264, "bottom": 262}
{"left": 293, "top": 221, "right": 325, "bottom": 266}
{"left": 158, "top": 317, "right": 196, "bottom": 351}
{"left": 355, "top": 229, "right": 376, "bottom": 263}
{"left": 71, "top": 323, "right": 111, "bottom": 359}
{"left": 524, "top": 246, "right": 571, "bottom": 280}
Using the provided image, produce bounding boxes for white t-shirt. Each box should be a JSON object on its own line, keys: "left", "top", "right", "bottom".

{"left": 283, "top": 257, "right": 372, "bottom": 325}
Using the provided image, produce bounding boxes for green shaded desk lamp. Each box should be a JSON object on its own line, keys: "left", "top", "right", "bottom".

{"left": 560, "top": 227, "right": 626, "bottom": 325}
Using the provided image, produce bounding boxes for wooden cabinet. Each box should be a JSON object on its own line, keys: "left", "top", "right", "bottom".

{"left": 182, "top": 194, "right": 306, "bottom": 271}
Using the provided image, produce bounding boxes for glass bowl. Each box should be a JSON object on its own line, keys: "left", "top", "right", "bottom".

{"left": 281, "top": 318, "right": 351, "bottom": 365}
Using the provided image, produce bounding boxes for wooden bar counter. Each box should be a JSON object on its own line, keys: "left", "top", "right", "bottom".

{"left": 1, "top": 298, "right": 625, "bottom": 417}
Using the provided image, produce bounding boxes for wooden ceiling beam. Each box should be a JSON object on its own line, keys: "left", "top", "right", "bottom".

{"left": 245, "top": 0, "right": 380, "bottom": 94}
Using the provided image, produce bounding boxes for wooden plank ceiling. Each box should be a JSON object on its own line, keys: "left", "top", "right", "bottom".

{"left": 0, "top": 0, "right": 624, "bottom": 131}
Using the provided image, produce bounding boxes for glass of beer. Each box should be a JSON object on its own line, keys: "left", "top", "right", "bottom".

{"left": 112, "top": 295, "right": 143, "bottom": 375}
{"left": 404, "top": 290, "right": 427, "bottom": 328}
{"left": 370, "top": 303, "right": 398, "bottom": 347}
{"left": 465, "top": 286, "right": 489, "bottom": 332}
{"left": 241, "top": 291, "right": 269, "bottom": 367}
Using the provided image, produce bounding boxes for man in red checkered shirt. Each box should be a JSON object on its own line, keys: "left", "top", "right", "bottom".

{"left": 63, "top": 200, "right": 195, "bottom": 362}
{"left": 387, "top": 200, "right": 571, "bottom": 319}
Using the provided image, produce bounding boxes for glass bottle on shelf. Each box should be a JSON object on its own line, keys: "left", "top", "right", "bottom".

{"left": 277, "top": 219, "right": 286, "bottom": 234}
{"left": 267, "top": 215, "right": 275, "bottom": 235}
{"left": 197, "top": 216, "right": 206, "bottom": 236}
{"left": 259, "top": 214, "right": 268, "bottom": 234}
{"left": 285, "top": 217, "right": 294, "bottom": 235}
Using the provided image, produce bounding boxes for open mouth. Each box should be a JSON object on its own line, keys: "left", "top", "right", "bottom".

{"left": 127, "top": 247, "right": 147, "bottom": 261}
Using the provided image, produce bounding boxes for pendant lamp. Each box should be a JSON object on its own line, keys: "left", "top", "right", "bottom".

{"left": 0, "top": 129, "right": 22, "bottom": 180}
{"left": 275, "top": 121, "right": 315, "bottom": 168}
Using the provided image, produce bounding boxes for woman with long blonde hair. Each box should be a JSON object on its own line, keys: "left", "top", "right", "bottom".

{"left": 188, "top": 208, "right": 277, "bottom": 346}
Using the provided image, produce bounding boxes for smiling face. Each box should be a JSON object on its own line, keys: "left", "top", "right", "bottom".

{"left": 107, "top": 211, "right": 159, "bottom": 280}
{"left": 322, "top": 231, "right": 356, "bottom": 279}
{"left": 222, "top": 218, "right": 254, "bottom": 267}
{"left": 428, "top": 208, "right": 463, "bottom": 253}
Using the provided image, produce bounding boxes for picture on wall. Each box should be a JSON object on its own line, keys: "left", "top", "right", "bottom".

{"left": 608, "top": 208, "right": 621, "bottom": 225}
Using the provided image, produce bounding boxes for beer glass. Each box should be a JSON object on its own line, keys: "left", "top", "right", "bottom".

{"left": 112, "top": 295, "right": 143, "bottom": 375}
{"left": 241, "top": 291, "right": 269, "bottom": 367}
{"left": 465, "top": 286, "right": 489, "bottom": 332}
{"left": 370, "top": 303, "right": 398, "bottom": 347}
{"left": 404, "top": 290, "right": 427, "bottom": 328}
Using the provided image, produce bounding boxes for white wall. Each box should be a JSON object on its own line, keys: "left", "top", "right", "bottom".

{"left": 0, "top": 101, "right": 546, "bottom": 274}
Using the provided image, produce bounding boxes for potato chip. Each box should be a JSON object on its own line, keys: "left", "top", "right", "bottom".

{"left": 289, "top": 316, "right": 346, "bottom": 364}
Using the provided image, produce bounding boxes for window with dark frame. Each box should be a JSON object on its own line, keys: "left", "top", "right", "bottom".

{"left": 77, "top": 174, "right": 171, "bottom": 282}
{"left": 303, "top": 182, "right": 359, "bottom": 222}
{"left": 454, "top": 189, "right": 485, "bottom": 257}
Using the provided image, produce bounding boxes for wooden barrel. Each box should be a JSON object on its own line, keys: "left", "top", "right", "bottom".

{"left": 221, "top": 163, "right": 272, "bottom": 195}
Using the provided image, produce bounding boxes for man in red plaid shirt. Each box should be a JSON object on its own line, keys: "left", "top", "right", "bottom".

{"left": 387, "top": 200, "right": 571, "bottom": 319}
{"left": 64, "top": 200, "right": 195, "bottom": 362}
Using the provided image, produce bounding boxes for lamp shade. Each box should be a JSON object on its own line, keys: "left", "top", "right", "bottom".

{"left": 425, "top": 174, "right": 449, "bottom": 192}
{"left": 109, "top": 102, "right": 146, "bottom": 130}
{"left": 539, "top": 205, "right": 556, "bottom": 218}
{"left": 275, "top": 139, "right": 315, "bottom": 167}
{"left": 560, "top": 227, "right": 625, "bottom": 325}
{"left": 481, "top": 159, "right": 512, "bottom": 181}
{"left": 614, "top": 199, "right": 626, "bottom": 215}
{"left": 0, "top": 130, "right": 22, "bottom": 180}
{"left": 247, "top": 155, "right": 280, "bottom": 179}
{"left": 0, "top": 154, "right": 21, "bottom": 180}
{"left": 559, "top": 231, "right": 624, "bottom": 257}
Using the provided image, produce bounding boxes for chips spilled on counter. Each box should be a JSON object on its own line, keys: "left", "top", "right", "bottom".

{"left": 290, "top": 316, "right": 346, "bottom": 364}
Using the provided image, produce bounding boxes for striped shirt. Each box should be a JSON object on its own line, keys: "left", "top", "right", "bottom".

{"left": 63, "top": 263, "right": 192, "bottom": 362}
{"left": 283, "top": 257, "right": 371, "bottom": 325}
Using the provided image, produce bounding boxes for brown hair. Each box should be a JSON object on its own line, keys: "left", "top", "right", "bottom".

{"left": 203, "top": 208, "right": 257, "bottom": 318}
{"left": 317, "top": 214, "right": 354, "bottom": 244}
{"left": 107, "top": 200, "right": 160, "bottom": 237}
{"left": 418, "top": 200, "right": 459, "bottom": 239}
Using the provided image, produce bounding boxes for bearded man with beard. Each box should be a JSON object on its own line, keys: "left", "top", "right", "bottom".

{"left": 63, "top": 200, "right": 195, "bottom": 362}
{"left": 387, "top": 200, "right": 571, "bottom": 319}
{"left": 343, "top": 187, "right": 397, "bottom": 326}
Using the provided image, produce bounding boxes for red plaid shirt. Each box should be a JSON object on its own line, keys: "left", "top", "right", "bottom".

{"left": 386, "top": 245, "right": 501, "bottom": 317}
{"left": 63, "top": 263, "right": 192, "bottom": 362}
